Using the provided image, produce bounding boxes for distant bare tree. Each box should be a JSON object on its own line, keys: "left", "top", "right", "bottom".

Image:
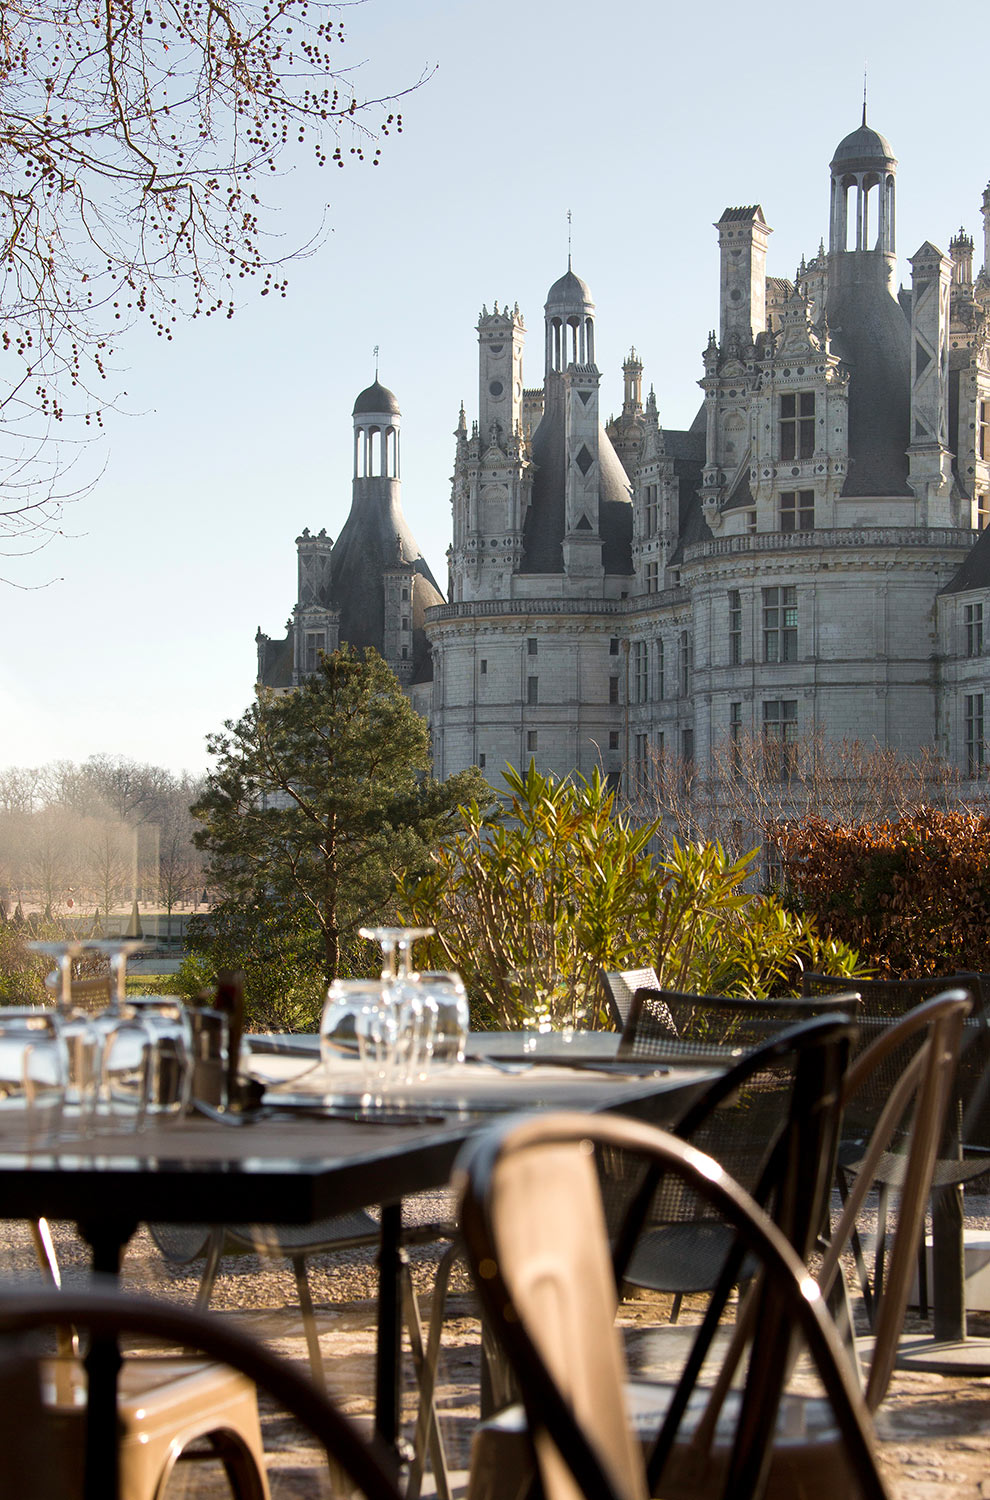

{"left": 629, "top": 730, "right": 987, "bottom": 880}
{"left": 0, "top": 0, "right": 427, "bottom": 560}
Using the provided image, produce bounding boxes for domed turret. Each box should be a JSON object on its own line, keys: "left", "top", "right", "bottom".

{"left": 829, "top": 108, "right": 897, "bottom": 261}
{"left": 352, "top": 380, "right": 401, "bottom": 418}
{"left": 544, "top": 262, "right": 596, "bottom": 374}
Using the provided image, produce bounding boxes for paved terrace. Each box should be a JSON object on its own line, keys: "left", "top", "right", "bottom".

{"left": 3, "top": 1197, "right": 990, "bottom": 1500}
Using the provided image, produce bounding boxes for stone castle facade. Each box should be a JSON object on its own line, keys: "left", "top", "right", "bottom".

{"left": 259, "top": 113, "right": 990, "bottom": 794}
{"left": 428, "top": 114, "right": 990, "bottom": 790}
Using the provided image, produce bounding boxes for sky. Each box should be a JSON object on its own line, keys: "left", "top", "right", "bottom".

{"left": 2, "top": 0, "right": 989, "bottom": 778}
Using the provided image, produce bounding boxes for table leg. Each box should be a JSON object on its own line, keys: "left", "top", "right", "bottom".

{"left": 932, "top": 1183, "right": 965, "bottom": 1343}
{"left": 375, "top": 1201, "right": 405, "bottom": 1463}
{"left": 76, "top": 1218, "right": 136, "bottom": 1500}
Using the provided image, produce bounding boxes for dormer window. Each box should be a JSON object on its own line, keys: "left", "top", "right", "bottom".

{"left": 780, "top": 393, "right": 815, "bottom": 460}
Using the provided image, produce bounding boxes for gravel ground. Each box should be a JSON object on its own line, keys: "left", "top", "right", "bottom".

{"left": 4, "top": 1191, "right": 990, "bottom": 1500}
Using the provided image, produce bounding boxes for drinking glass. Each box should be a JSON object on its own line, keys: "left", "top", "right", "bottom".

{"left": 0, "top": 1009, "right": 67, "bottom": 1148}
{"left": 353, "top": 993, "right": 401, "bottom": 1104}
{"left": 80, "top": 939, "right": 154, "bottom": 1133}
{"left": 27, "top": 939, "right": 99, "bottom": 1132}
{"left": 415, "top": 971, "right": 469, "bottom": 1067}
{"left": 359, "top": 926, "right": 436, "bottom": 981}
{"left": 359, "top": 926, "right": 436, "bottom": 1082}
{"left": 126, "top": 997, "right": 192, "bottom": 1121}
{"left": 322, "top": 979, "right": 393, "bottom": 1100}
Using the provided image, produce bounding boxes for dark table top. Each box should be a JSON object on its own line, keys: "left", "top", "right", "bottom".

{"left": 0, "top": 1051, "right": 718, "bottom": 1231}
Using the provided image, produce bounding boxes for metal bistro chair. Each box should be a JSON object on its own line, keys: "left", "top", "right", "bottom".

{"left": 612, "top": 990, "right": 859, "bottom": 1322}
{"left": 460, "top": 1113, "right": 890, "bottom": 1500}
{"left": 600, "top": 969, "right": 664, "bottom": 1030}
{"left": 802, "top": 971, "right": 990, "bottom": 1323}
{"left": 0, "top": 1281, "right": 403, "bottom": 1500}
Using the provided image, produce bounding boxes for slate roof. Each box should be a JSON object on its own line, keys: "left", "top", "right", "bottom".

{"left": 521, "top": 383, "right": 633, "bottom": 574}
{"left": 665, "top": 429, "right": 707, "bottom": 564}
{"left": 827, "top": 278, "right": 912, "bottom": 497}
{"left": 545, "top": 268, "right": 593, "bottom": 309}
{"left": 940, "top": 526, "right": 990, "bottom": 595}
{"left": 257, "top": 633, "right": 294, "bottom": 689}
{"left": 330, "top": 492, "right": 443, "bottom": 652}
{"left": 830, "top": 123, "right": 896, "bottom": 171}
{"left": 352, "top": 381, "right": 401, "bottom": 417}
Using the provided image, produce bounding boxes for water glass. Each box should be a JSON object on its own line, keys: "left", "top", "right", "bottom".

{"left": 354, "top": 996, "right": 401, "bottom": 1104}
{"left": 416, "top": 972, "right": 469, "bottom": 1067}
{"left": 125, "top": 998, "right": 192, "bottom": 1121}
{"left": 322, "top": 979, "right": 392, "bottom": 1099}
{"left": 94, "top": 1011, "right": 156, "bottom": 1134}
{"left": 187, "top": 1007, "right": 229, "bottom": 1110}
{"left": 0, "top": 1009, "right": 67, "bottom": 1148}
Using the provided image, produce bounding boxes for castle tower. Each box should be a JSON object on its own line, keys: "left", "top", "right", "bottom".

{"left": 825, "top": 115, "right": 911, "bottom": 498}
{"left": 478, "top": 302, "right": 525, "bottom": 446}
{"left": 524, "top": 265, "right": 631, "bottom": 582}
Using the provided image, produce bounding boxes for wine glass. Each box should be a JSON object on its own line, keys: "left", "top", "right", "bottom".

{"left": 359, "top": 926, "right": 436, "bottom": 980}
{"left": 126, "top": 997, "right": 192, "bottom": 1121}
{"left": 359, "top": 927, "right": 436, "bottom": 1084}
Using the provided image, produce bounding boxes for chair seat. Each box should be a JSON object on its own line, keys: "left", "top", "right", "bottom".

{"left": 41, "top": 1354, "right": 269, "bottom": 1500}
{"left": 471, "top": 1378, "right": 863, "bottom": 1500}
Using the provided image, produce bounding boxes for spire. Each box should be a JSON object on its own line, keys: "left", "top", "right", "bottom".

{"left": 862, "top": 68, "right": 867, "bottom": 127}
{"left": 567, "top": 208, "right": 572, "bottom": 271}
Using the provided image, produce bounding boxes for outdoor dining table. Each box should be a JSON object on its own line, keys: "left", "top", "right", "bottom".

{"left": 0, "top": 1033, "right": 721, "bottom": 1500}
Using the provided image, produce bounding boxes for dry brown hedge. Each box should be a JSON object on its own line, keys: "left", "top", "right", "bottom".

{"left": 772, "top": 807, "right": 990, "bottom": 978}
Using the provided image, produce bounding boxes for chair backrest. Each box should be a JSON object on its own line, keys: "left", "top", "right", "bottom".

{"left": 815, "top": 989, "right": 970, "bottom": 1409}
{"left": 0, "top": 1283, "right": 403, "bottom": 1500}
{"left": 457, "top": 1112, "right": 891, "bottom": 1500}
{"left": 802, "top": 971, "right": 990, "bottom": 1151}
{"left": 619, "top": 987, "right": 859, "bottom": 1061}
{"left": 600, "top": 969, "right": 663, "bottom": 1029}
{"left": 43, "top": 973, "right": 113, "bottom": 1014}
{"left": 608, "top": 1012, "right": 856, "bottom": 1287}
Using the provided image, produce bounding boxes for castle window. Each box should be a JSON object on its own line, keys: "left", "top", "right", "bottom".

{"left": 609, "top": 675, "right": 620, "bottom": 705}
{"left": 979, "top": 401, "right": 989, "bottom": 461}
{"left": 401, "top": 647, "right": 408, "bottom": 660}
{"left": 478, "top": 753, "right": 486, "bottom": 769}
{"left": 780, "top": 490, "right": 815, "bottom": 532}
{"left": 634, "top": 733, "right": 649, "bottom": 788}
{"left": 527, "top": 730, "right": 538, "bottom": 753}
{"left": 609, "top": 730, "right": 619, "bottom": 751}
{"left": 527, "top": 637, "right": 538, "bottom": 656}
{"left": 304, "top": 632, "right": 325, "bottom": 673}
{"left": 606, "top": 770, "right": 621, "bottom": 794}
{"left": 978, "top": 494, "right": 989, "bottom": 532}
{"left": 401, "top": 617, "right": 409, "bottom": 632}
{"left": 609, "top": 638, "right": 620, "bottom": 656}
{"left": 746, "top": 510, "right": 757, "bottom": 534}
{"left": 480, "top": 659, "right": 487, "bottom": 675}
{"left": 645, "top": 484, "right": 658, "bottom": 538}
{"left": 633, "top": 640, "right": 648, "bottom": 704}
{"left": 728, "top": 591, "right": 742, "bottom": 665}
{"left": 679, "top": 630, "right": 693, "bottom": 697}
{"left": 730, "top": 701, "right": 743, "bottom": 775}
{"left": 966, "top": 694, "right": 984, "bottom": 777}
{"left": 681, "top": 727, "right": 694, "bottom": 769}
{"left": 763, "top": 586, "right": 797, "bottom": 663}
{"left": 965, "top": 603, "right": 984, "bottom": 657}
{"left": 646, "top": 560, "right": 659, "bottom": 593}
{"left": 779, "top": 392, "right": 815, "bottom": 460}
{"left": 763, "top": 699, "right": 798, "bottom": 781}
{"left": 402, "top": 587, "right": 409, "bottom": 601}
{"left": 657, "top": 637, "right": 665, "bottom": 699}
{"left": 527, "top": 675, "right": 539, "bottom": 705}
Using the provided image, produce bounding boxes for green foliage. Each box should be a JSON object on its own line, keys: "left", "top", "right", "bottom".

{"left": 191, "top": 646, "right": 489, "bottom": 995}
{"left": 178, "top": 905, "right": 327, "bottom": 1033}
{"left": 397, "top": 761, "right": 858, "bottom": 1030}
{"left": 0, "top": 917, "right": 55, "bottom": 1004}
